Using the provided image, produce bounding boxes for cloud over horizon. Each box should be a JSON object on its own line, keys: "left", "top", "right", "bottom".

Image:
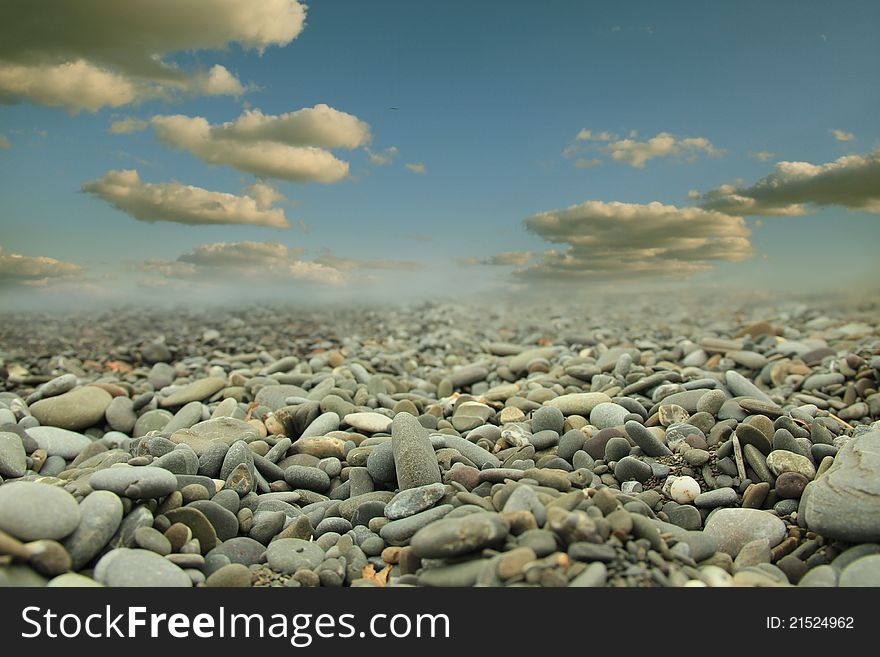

{"left": 0, "top": 1, "right": 305, "bottom": 112}
{"left": 146, "top": 105, "right": 370, "bottom": 183}
{"left": 511, "top": 200, "right": 753, "bottom": 282}
{"left": 82, "top": 169, "right": 292, "bottom": 228}
{"left": 564, "top": 129, "right": 721, "bottom": 168}
{"left": 699, "top": 149, "right": 880, "bottom": 216}
{"left": 0, "top": 244, "right": 85, "bottom": 286}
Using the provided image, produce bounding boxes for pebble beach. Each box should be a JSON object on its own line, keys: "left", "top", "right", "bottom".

{"left": 1, "top": 293, "right": 879, "bottom": 588}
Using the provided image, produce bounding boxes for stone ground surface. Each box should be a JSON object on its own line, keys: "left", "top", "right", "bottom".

{"left": 1, "top": 295, "right": 879, "bottom": 588}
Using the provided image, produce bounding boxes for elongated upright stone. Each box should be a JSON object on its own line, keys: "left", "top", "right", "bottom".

{"left": 391, "top": 412, "right": 441, "bottom": 491}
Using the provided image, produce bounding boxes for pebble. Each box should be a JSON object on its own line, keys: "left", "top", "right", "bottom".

{"left": 63, "top": 490, "right": 124, "bottom": 569}
{"left": 703, "top": 508, "right": 787, "bottom": 557}
{"left": 265, "top": 538, "right": 325, "bottom": 573}
{"left": 0, "top": 481, "right": 81, "bottom": 541}
{"left": 410, "top": 512, "right": 509, "bottom": 558}
{"left": 29, "top": 386, "right": 112, "bottom": 431}
{"left": 670, "top": 476, "right": 701, "bottom": 504}
{"left": 25, "top": 426, "right": 92, "bottom": 459}
{"left": 90, "top": 465, "right": 178, "bottom": 499}
{"left": 384, "top": 482, "right": 446, "bottom": 520}
{"left": 391, "top": 412, "right": 442, "bottom": 490}
{"left": 0, "top": 431, "right": 27, "bottom": 478}
{"left": 94, "top": 548, "right": 192, "bottom": 587}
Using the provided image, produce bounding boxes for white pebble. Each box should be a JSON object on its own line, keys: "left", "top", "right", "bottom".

{"left": 670, "top": 475, "right": 701, "bottom": 504}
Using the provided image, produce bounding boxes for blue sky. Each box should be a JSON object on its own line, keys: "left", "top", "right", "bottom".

{"left": 1, "top": 1, "right": 878, "bottom": 306}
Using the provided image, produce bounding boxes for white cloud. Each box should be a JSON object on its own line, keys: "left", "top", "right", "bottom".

{"left": 0, "top": 60, "right": 140, "bottom": 113}
{"left": 605, "top": 132, "right": 721, "bottom": 168}
{"left": 0, "top": 135, "right": 9, "bottom": 149}
{"left": 0, "top": 245, "right": 85, "bottom": 284}
{"left": 406, "top": 162, "right": 426, "bottom": 174}
{"left": 0, "top": 1, "right": 304, "bottom": 111}
{"left": 150, "top": 112, "right": 356, "bottom": 183}
{"left": 82, "top": 169, "right": 291, "bottom": 227}
{"left": 830, "top": 129, "right": 855, "bottom": 142}
{"left": 366, "top": 146, "right": 399, "bottom": 165}
{"left": 513, "top": 201, "right": 753, "bottom": 282}
{"left": 109, "top": 117, "right": 149, "bottom": 134}
{"left": 700, "top": 150, "right": 880, "bottom": 215}
{"left": 575, "top": 129, "right": 616, "bottom": 142}
{"left": 314, "top": 253, "right": 424, "bottom": 272}
{"left": 198, "top": 65, "right": 248, "bottom": 97}
{"left": 213, "top": 105, "right": 371, "bottom": 149}
{"left": 141, "top": 241, "right": 346, "bottom": 286}
{"left": 749, "top": 150, "right": 775, "bottom": 161}
{"left": 574, "top": 158, "right": 602, "bottom": 169}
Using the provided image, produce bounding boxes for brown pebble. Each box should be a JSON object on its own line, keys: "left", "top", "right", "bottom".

{"left": 164, "top": 523, "right": 191, "bottom": 552}
{"left": 381, "top": 546, "right": 401, "bottom": 564}
{"left": 770, "top": 536, "right": 798, "bottom": 562}
{"left": 398, "top": 546, "right": 421, "bottom": 575}
{"left": 742, "top": 481, "right": 770, "bottom": 509}
{"left": 496, "top": 547, "right": 537, "bottom": 579}
{"left": 205, "top": 563, "right": 253, "bottom": 588}
{"left": 24, "top": 540, "right": 71, "bottom": 576}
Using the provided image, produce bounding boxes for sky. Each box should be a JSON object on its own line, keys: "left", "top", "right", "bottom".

{"left": 0, "top": 0, "right": 878, "bottom": 308}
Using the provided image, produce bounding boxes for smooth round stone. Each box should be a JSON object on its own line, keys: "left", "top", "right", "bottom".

{"left": 384, "top": 482, "right": 446, "bottom": 520}
{"left": 546, "top": 393, "right": 612, "bottom": 416}
{"left": 798, "top": 564, "right": 838, "bottom": 587}
{"left": 410, "top": 512, "right": 509, "bottom": 558}
{"left": 133, "top": 409, "right": 173, "bottom": 437}
{"left": 440, "top": 435, "right": 501, "bottom": 468}
{"left": 160, "top": 378, "right": 226, "bottom": 408}
{"left": 380, "top": 504, "right": 454, "bottom": 546}
{"left": 775, "top": 472, "right": 809, "bottom": 499}
{"left": 684, "top": 448, "right": 710, "bottom": 466}
{"left": 735, "top": 423, "right": 772, "bottom": 455}
{"left": 134, "top": 526, "right": 172, "bottom": 555}
{"left": 266, "top": 538, "right": 325, "bottom": 573}
{"left": 604, "top": 436, "right": 631, "bottom": 463}
{"left": 839, "top": 555, "right": 880, "bottom": 587}
{"left": 802, "top": 431, "right": 880, "bottom": 543}
{"left": 90, "top": 465, "right": 178, "bottom": 499}
{"left": 25, "top": 426, "right": 92, "bottom": 459}
{"left": 0, "top": 481, "right": 81, "bottom": 541}
{"left": 204, "top": 537, "right": 266, "bottom": 574}
{"left": 284, "top": 465, "right": 331, "bottom": 492}
{"left": 94, "top": 548, "right": 192, "bottom": 587}
{"left": 670, "top": 476, "right": 701, "bottom": 504}
{"left": 696, "top": 389, "right": 727, "bottom": 416}
{"left": 300, "top": 412, "right": 341, "bottom": 439}
{"left": 345, "top": 411, "right": 393, "bottom": 434}
{"left": 163, "top": 402, "right": 205, "bottom": 434}
{"left": 163, "top": 507, "right": 218, "bottom": 553}
{"left": 391, "top": 413, "right": 441, "bottom": 490}
{"left": 590, "top": 403, "right": 630, "bottom": 430}
{"left": 63, "top": 490, "right": 124, "bottom": 570}
{"left": 170, "top": 417, "right": 258, "bottom": 456}
{"left": 624, "top": 421, "right": 672, "bottom": 457}
{"left": 694, "top": 487, "right": 738, "bottom": 508}
{"left": 46, "top": 573, "right": 104, "bottom": 587}
{"left": 254, "top": 385, "right": 306, "bottom": 412}
{"left": 531, "top": 406, "right": 565, "bottom": 435}
{"left": 29, "top": 386, "right": 112, "bottom": 431}
{"left": 614, "top": 456, "right": 653, "bottom": 483}
{"left": 766, "top": 450, "right": 816, "bottom": 480}
{"left": 703, "top": 508, "right": 787, "bottom": 557}
{"left": 724, "top": 371, "right": 775, "bottom": 405}
{"left": 187, "top": 500, "right": 239, "bottom": 541}
{"left": 206, "top": 563, "right": 253, "bottom": 587}
{"left": 0, "top": 431, "right": 27, "bottom": 478}
{"left": 105, "top": 396, "right": 137, "bottom": 434}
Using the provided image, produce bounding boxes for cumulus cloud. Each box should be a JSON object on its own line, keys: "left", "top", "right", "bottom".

{"left": 457, "top": 251, "right": 535, "bottom": 268}
{"left": 141, "top": 240, "right": 346, "bottom": 286}
{"left": 605, "top": 132, "right": 721, "bottom": 168}
{"left": 212, "top": 105, "right": 371, "bottom": 149}
{"left": 406, "top": 162, "right": 426, "bottom": 174}
{"left": 575, "top": 129, "right": 616, "bottom": 142}
{"left": 366, "top": 146, "right": 399, "bottom": 166}
{"left": 109, "top": 117, "right": 149, "bottom": 134}
{"left": 313, "top": 253, "right": 424, "bottom": 272}
{"left": 0, "top": 245, "right": 85, "bottom": 285}
{"left": 830, "top": 129, "right": 855, "bottom": 142}
{"left": 0, "top": 1, "right": 304, "bottom": 112}
{"left": 574, "top": 158, "right": 602, "bottom": 169}
{"left": 699, "top": 150, "right": 880, "bottom": 215}
{"left": 750, "top": 150, "right": 775, "bottom": 161}
{"left": 81, "top": 169, "right": 291, "bottom": 228}
{"left": 149, "top": 109, "right": 363, "bottom": 183}
{"left": 511, "top": 201, "right": 753, "bottom": 282}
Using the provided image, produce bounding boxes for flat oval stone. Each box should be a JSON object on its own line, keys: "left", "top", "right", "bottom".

{"left": 344, "top": 412, "right": 393, "bottom": 434}
{"left": 25, "top": 426, "right": 92, "bottom": 460}
{"left": 703, "top": 508, "right": 786, "bottom": 557}
{"left": 160, "top": 377, "right": 226, "bottom": 408}
{"left": 63, "top": 490, "right": 124, "bottom": 570}
{"left": 392, "top": 412, "right": 441, "bottom": 490}
{"left": 766, "top": 450, "right": 816, "bottom": 480}
{"left": 624, "top": 421, "right": 671, "bottom": 457}
{"left": 265, "top": 538, "right": 324, "bottom": 573}
{"left": 546, "top": 393, "right": 612, "bottom": 416}
{"left": 29, "top": 386, "right": 113, "bottom": 431}
{"left": 90, "top": 465, "right": 178, "bottom": 499}
{"left": 410, "top": 512, "right": 509, "bottom": 558}
{"left": 94, "top": 548, "right": 191, "bottom": 587}
{"left": 170, "top": 417, "right": 258, "bottom": 456}
{"left": 162, "top": 506, "right": 218, "bottom": 554}
{"left": 384, "top": 482, "right": 446, "bottom": 520}
{"left": 0, "top": 481, "right": 81, "bottom": 541}
{"left": 590, "top": 402, "right": 631, "bottom": 430}
{"left": 0, "top": 431, "right": 27, "bottom": 478}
